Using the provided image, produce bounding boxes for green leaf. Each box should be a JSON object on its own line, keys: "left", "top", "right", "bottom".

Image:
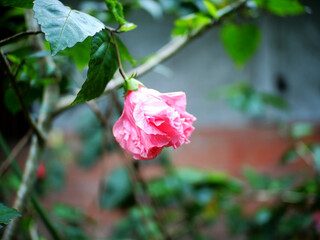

{"left": 61, "top": 37, "right": 92, "bottom": 71}
{"left": 104, "top": 0, "right": 126, "bottom": 25}
{"left": 172, "top": 13, "right": 211, "bottom": 36}
{"left": 99, "top": 167, "right": 132, "bottom": 209}
{"left": 220, "top": 23, "right": 261, "bottom": 67}
{"left": 203, "top": 0, "right": 218, "bottom": 18}
{"left": 52, "top": 203, "right": 84, "bottom": 224}
{"left": 242, "top": 167, "right": 269, "bottom": 189}
{"left": 33, "top": 0, "right": 105, "bottom": 56}
{"left": 0, "top": 0, "right": 33, "bottom": 9}
{"left": 4, "top": 88, "right": 20, "bottom": 114}
{"left": 254, "top": 0, "right": 305, "bottom": 16}
{"left": 118, "top": 22, "right": 137, "bottom": 33}
{"left": 0, "top": 203, "right": 21, "bottom": 227}
{"left": 261, "top": 93, "right": 289, "bottom": 110}
{"left": 72, "top": 30, "right": 118, "bottom": 105}
{"left": 104, "top": 0, "right": 137, "bottom": 31}
{"left": 290, "top": 122, "right": 314, "bottom": 139}
{"left": 281, "top": 147, "right": 298, "bottom": 164}
{"left": 4, "top": 87, "right": 40, "bottom": 114}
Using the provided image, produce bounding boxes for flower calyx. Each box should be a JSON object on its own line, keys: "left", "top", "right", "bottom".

{"left": 123, "top": 77, "right": 144, "bottom": 93}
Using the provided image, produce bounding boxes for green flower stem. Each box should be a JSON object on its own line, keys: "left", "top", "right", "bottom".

{"left": 111, "top": 32, "right": 128, "bottom": 80}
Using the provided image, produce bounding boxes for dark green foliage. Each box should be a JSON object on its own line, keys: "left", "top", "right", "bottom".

{"left": 61, "top": 37, "right": 92, "bottom": 71}
{"left": 0, "top": 0, "right": 33, "bottom": 9}
{"left": 113, "top": 206, "right": 162, "bottom": 240}
{"left": 51, "top": 203, "right": 88, "bottom": 240}
{"left": 254, "top": 0, "right": 305, "bottom": 16}
{"left": 220, "top": 23, "right": 261, "bottom": 67}
{"left": 0, "top": 203, "right": 21, "bottom": 228}
{"left": 211, "top": 81, "right": 289, "bottom": 117}
{"left": 33, "top": 0, "right": 105, "bottom": 55}
{"left": 72, "top": 30, "right": 118, "bottom": 105}
{"left": 4, "top": 87, "right": 40, "bottom": 114}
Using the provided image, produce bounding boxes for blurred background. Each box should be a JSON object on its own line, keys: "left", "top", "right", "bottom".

{"left": 1, "top": 0, "right": 320, "bottom": 239}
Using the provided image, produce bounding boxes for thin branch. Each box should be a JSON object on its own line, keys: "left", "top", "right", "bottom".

{"left": 54, "top": 0, "right": 246, "bottom": 114}
{"left": 0, "top": 50, "right": 45, "bottom": 144}
{"left": 86, "top": 101, "right": 107, "bottom": 128}
{"left": 111, "top": 32, "right": 128, "bottom": 79}
{"left": 133, "top": 161, "right": 172, "bottom": 240}
{"left": 2, "top": 9, "right": 60, "bottom": 240}
{"left": 118, "top": 150, "right": 162, "bottom": 240}
{"left": 0, "top": 132, "right": 62, "bottom": 240}
{"left": 0, "top": 129, "right": 33, "bottom": 178}
{"left": 0, "top": 31, "right": 42, "bottom": 47}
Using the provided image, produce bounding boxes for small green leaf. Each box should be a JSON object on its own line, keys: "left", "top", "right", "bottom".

{"left": 33, "top": 0, "right": 105, "bottom": 55}
{"left": 262, "top": 93, "right": 289, "bottom": 110}
{"left": 281, "top": 148, "right": 298, "bottom": 164}
{"left": 0, "top": 0, "right": 33, "bottom": 9}
{"left": 118, "top": 22, "right": 137, "bottom": 32}
{"left": 172, "top": 13, "right": 211, "bottom": 36}
{"left": 220, "top": 23, "right": 261, "bottom": 67}
{"left": 203, "top": 0, "right": 218, "bottom": 18}
{"left": 242, "top": 167, "right": 269, "bottom": 189}
{"left": 72, "top": 30, "right": 118, "bottom": 105}
{"left": 0, "top": 203, "right": 21, "bottom": 227}
{"left": 254, "top": 0, "right": 305, "bottom": 16}
{"left": 104, "top": 0, "right": 126, "bottom": 25}
{"left": 52, "top": 203, "right": 84, "bottom": 224}
{"left": 104, "top": 0, "right": 137, "bottom": 32}
{"left": 290, "top": 122, "right": 314, "bottom": 139}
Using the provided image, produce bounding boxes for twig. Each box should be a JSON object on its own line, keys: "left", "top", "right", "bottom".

{"left": 0, "top": 132, "right": 62, "bottom": 240}
{"left": 0, "top": 31, "right": 42, "bottom": 47}
{"left": 133, "top": 161, "right": 172, "bottom": 240}
{"left": 0, "top": 51, "right": 45, "bottom": 144}
{"left": 54, "top": 0, "right": 247, "bottom": 114}
{"left": 1, "top": 9, "right": 60, "bottom": 240}
{"left": 86, "top": 101, "right": 107, "bottom": 128}
{"left": 0, "top": 129, "right": 33, "bottom": 178}
{"left": 118, "top": 150, "right": 161, "bottom": 240}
